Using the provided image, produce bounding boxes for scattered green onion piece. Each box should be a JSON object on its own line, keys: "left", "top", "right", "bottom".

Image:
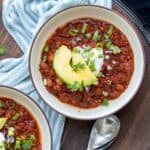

{"left": 67, "top": 81, "right": 84, "bottom": 92}
{"left": 42, "top": 55, "right": 47, "bottom": 62}
{"left": 69, "top": 29, "right": 79, "bottom": 36}
{"left": 12, "top": 113, "right": 20, "bottom": 120}
{"left": 104, "top": 34, "right": 109, "bottom": 42}
{"left": 106, "top": 80, "right": 112, "bottom": 86}
{"left": 102, "top": 99, "right": 109, "bottom": 106}
{"left": 88, "top": 52, "right": 94, "bottom": 59}
{"left": 96, "top": 42, "right": 103, "bottom": 50}
{"left": 72, "top": 47, "right": 78, "bottom": 53}
{"left": 89, "top": 60, "right": 96, "bottom": 72}
{"left": 85, "top": 33, "right": 92, "bottom": 39}
{"left": 81, "top": 23, "right": 88, "bottom": 34}
{"left": 28, "top": 134, "right": 36, "bottom": 141}
{"left": 107, "top": 25, "right": 114, "bottom": 37}
{"left": 43, "top": 45, "right": 49, "bottom": 52}
{"left": 106, "top": 41, "right": 112, "bottom": 49}
{"left": 0, "top": 45, "right": 6, "bottom": 55}
{"left": 0, "top": 100, "right": 5, "bottom": 108}
{"left": 103, "top": 91, "right": 108, "bottom": 97}
{"left": 98, "top": 54, "right": 104, "bottom": 58}
{"left": 110, "top": 45, "right": 121, "bottom": 54}
{"left": 97, "top": 71, "right": 103, "bottom": 78}
{"left": 15, "top": 138, "right": 21, "bottom": 150}
{"left": 8, "top": 127, "right": 15, "bottom": 136}
{"left": 72, "top": 62, "right": 85, "bottom": 72}
{"left": 0, "top": 118, "right": 7, "bottom": 129}
{"left": 92, "top": 30, "right": 100, "bottom": 42}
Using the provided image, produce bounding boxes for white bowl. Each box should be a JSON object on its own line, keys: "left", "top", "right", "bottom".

{"left": 30, "top": 5, "right": 145, "bottom": 120}
{"left": 0, "top": 86, "right": 52, "bottom": 149}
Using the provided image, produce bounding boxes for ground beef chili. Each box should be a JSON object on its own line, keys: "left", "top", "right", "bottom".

{"left": 39, "top": 18, "right": 134, "bottom": 108}
{"left": 0, "top": 97, "right": 41, "bottom": 150}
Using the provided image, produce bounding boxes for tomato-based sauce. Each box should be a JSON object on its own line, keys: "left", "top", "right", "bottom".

{"left": 39, "top": 18, "right": 134, "bottom": 108}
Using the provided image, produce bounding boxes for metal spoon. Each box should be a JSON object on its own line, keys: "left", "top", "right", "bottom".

{"left": 87, "top": 115, "right": 120, "bottom": 150}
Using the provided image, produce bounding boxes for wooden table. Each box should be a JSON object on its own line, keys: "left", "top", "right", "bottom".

{"left": 0, "top": 1, "right": 150, "bottom": 150}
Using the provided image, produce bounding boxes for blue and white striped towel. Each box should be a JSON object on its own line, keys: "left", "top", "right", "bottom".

{"left": 1, "top": 0, "right": 111, "bottom": 149}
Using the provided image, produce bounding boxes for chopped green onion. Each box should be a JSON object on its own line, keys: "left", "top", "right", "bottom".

{"left": 92, "top": 30, "right": 100, "bottom": 42}
{"left": 104, "top": 34, "right": 109, "bottom": 42}
{"left": 42, "top": 55, "right": 47, "bottom": 62}
{"left": 98, "top": 54, "right": 104, "bottom": 58}
{"left": 8, "top": 127, "right": 15, "bottom": 136}
{"left": 102, "top": 91, "right": 108, "bottom": 97}
{"left": 110, "top": 45, "right": 121, "bottom": 54}
{"left": 102, "top": 99, "right": 109, "bottom": 106}
{"left": 0, "top": 100, "right": 5, "bottom": 108}
{"left": 107, "top": 25, "right": 114, "bottom": 37}
{"left": 72, "top": 62, "right": 85, "bottom": 72}
{"left": 106, "top": 80, "right": 112, "bottom": 86}
{"left": 85, "top": 33, "right": 92, "bottom": 39}
{"left": 97, "top": 71, "right": 103, "bottom": 78}
{"left": 88, "top": 52, "right": 94, "bottom": 59}
{"left": 72, "top": 47, "right": 78, "bottom": 53}
{"left": 0, "top": 118, "right": 7, "bottom": 129}
{"left": 106, "top": 41, "right": 112, "bottom": 49}
{"left": 67, "top": 81, "right": 84, "bottom": 92}
{"left": 96, "top": 42, "right": 103, "bottom": 50}
{"left": 89, "top": 60, "right": 96, "bottom": 72}
{"left": 69, "top": 29, "right": 78, "bottom": 36}
{"left": 15, "top": 138, "right": 21, "bottom": 149}
{"left": 0, "top": 45, "right": 6, "bottom": 55}
{"left": 43, "top": 45, "right": 49, "bottom": 52}
{"left": 28, "top": 134, "right": 35, "bottom": 141}
{"left": 81, "top": 23, "right": 88, "bottom": 34}
{"left": 12, "top": 113, "right": 20, "bottom": 120}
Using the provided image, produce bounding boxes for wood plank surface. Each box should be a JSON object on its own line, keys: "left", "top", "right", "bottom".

{"left": 0, "top": 1, "right": 150, "bottom": 150}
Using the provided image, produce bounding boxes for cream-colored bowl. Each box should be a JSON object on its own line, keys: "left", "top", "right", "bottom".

{"left": 0, "top": 86, "right": 52, "bottom": 150}
{"left": 30, "top": 5, "right": 145, "bottom": 120}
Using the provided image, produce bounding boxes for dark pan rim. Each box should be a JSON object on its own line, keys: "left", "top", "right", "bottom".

{"left": 0, "top": 85, "right": 53, "bottom": 150}
{"left": 29, "top": 5, "right": 145, "bottom": 120}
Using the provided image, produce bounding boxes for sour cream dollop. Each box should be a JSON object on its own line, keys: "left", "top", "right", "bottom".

{"left": 77, "top": 46, "right": 104, "bottom": 76}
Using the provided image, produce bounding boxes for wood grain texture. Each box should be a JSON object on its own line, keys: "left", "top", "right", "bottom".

{"left": 0, "top": 1, "right": 150, "bottom": 150}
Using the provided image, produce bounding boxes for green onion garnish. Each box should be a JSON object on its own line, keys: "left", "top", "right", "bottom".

{"left": 88, "top": 52, "right": 94, "bottom": 59}
{"left": 0, "top": 100, "right": 5, "bottom": 108}
{"left": 106, "top": 41, "right": 112, "bottom": 49}
{"left": 81, "top": 23, "right": 88, "bottom": 34}
{"left": 102, "top": 91, "right": 108, "bottom": 97}
{"left": 110, "top": 45, "right": 121, "bottom": 54}
{"left": 43, "top": 45, "right": 49, "bottom": 52}
{"left": 72, "top": 62, "right": 85, "bottom": 72}
{"left": 67, "top": 81, "right": 84, "bottom": 92}
{"left": 89, "top": 60, "right": 96, "bottom": 72}
{"left": 104, "top": 34, "right": 110, "bottom": 42}
{"left": 106, "top": 80, "right": 112, "bottom": 86}
{"left": 12, "top": 113, "right": 20, "bottom": 120}
{"left": 107, "top": 25, "right": 114, "bottom": 37}
{"left": 102, "top": 99, "right": 109, "bottom": 106}
{"left": 85, "top": 33, "right": 92, "bottom": 39}
{"left": 96, "top": 42, "right": 103, "bottom": 50}
{"left": 98, "top": 54, "right": 104, "bottom": 58}
{"left": 0, "top": 45, "right": 6, "bottom": 55}
{"left": 92, "top": 30, "right": 100, "bottom": 42}
{"left": 69, "top": 29, "right": 79, "bottom": 36}
{"left": 72, "top": 47, "right": 78, "bottom": 53}
{"left": 97, "top": 71, "right": 103, "bottom": 78}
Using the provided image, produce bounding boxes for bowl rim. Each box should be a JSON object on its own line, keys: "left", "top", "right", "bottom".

{"left": 0, "top": 85, "right": 53, "bottom": 150}
{"left": 29, "top": 5, "right": 145, "bottom": 120}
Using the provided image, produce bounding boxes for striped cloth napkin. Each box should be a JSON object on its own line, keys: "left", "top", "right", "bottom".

{"left": 1, "top": 0, "right": 111, "bottom": 150}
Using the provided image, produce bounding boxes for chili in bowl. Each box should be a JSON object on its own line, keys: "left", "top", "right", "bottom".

{"left": 30, "top": 6, "right": 144, "bottom": 120}
{"left": 0, "top": 86, "right": 52, "bottom": 150}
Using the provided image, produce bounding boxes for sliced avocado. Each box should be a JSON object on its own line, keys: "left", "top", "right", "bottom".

{"left": 0, "top": 117, "right": 7, "bottom": 129}
{"left": 53, "top": 45, "right": 97, "bottom": 87}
